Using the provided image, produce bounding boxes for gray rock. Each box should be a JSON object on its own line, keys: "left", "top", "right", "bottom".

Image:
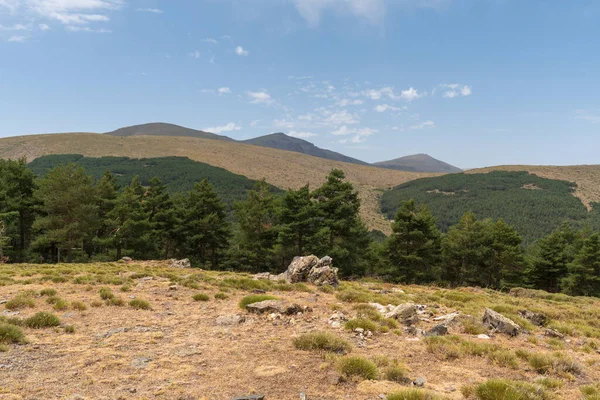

{"left": 0, "top": 299, "right": 7, "bottom": 305}
{"left": 130, "top": 357, "right": 152, "bottom": 369}
{"left": 121, "top": 256, "right": 132, "bottom": 262}
{"left": 477, "top": 334, "right": 491, "bottom": 340}
{"left": 545, "top": 328, "right": 565, "bottom": 339}
{"left": 232, "top": 396, "right": 265, "bottom": 400}
{"left": 97, "top": 327, "right": 129, "bottom": 339}
{"left": 483, "top": 308, "right": 520, "bottom": 336}
{"left": 385, "top": 303, "right": 418, "bottom": 325}
{"left": 168, "top": 258, "right": 191, "bottom": 268}
{"left": 413, "top": 377, "right": 426, "bottom": 387}
{"left": 253, "top": 255, "right": 339, "bottom": 287}
{"left": 426, "top": 324, "right": 448, "bottom": 337}
{"left": 216, "top": 314, "right": 246, "bottom": 326}
{"left": 518, "top": 310, "right": 548, "bottom": 327}
{"left": 2, "top": 310, "right": 20, "bottom": 316}
{"left": 433, "top": 312, "right": 461, "bottom": 326}
{"left": 246, "top": 300, "right": 302, "bottom": 315}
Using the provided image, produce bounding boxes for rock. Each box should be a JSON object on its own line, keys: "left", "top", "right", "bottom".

{"left": 307, "top": 264, "right": 339, "bottom": 287}
{"left": 246, "top": 300, "right": 302, "bottom": 315}
{"left": 130, "top": 357, "right": 152, "bottom": 369}
{"left": 483, "top": 308, "right": 520, "bottom": 336}
{"left": 413, "top": 377, "right": 426, "bottom": 387}
{"left": 168, "top": 258, "right": 191, "bottom": 268}
{"left": 518, "top": 310, "right": 548, "bottom": 327}
{"left": 325, "top": 370, "right": 342, "bottom": 385}
{"left": 2, "top": 310, "right": 20, "bottom": 316}
{"left": 282, "top": 255, "right": 320, "bottom": 283}
{"left": 168, "top": 285, "right": 178, "bottom": 291}
{"left": 251, "top": 289, "right": 267, "bottom": 294}
{"left": 433, "top": 312, "right": 461, "bottom": 326}
{"left": 477, "top": 334, "right": 491, "bottom": 340}
{"left": 216, "top": 314, "right": 246, "bottom": 326}
{"left": 545, "top": 328, "right": 565, "bottom": 339}
{"left": 253, "top": 255, "right": 339, "bottom": 287}
{"left": 97, "top": 327, "right": 129, "bottom": 339}
{"left": 232, "top": 396, "right": 265, "bottom": 400}
{"left": 385, "top": 303, "right": 418, "bottom": 325}
{"left": 425, "top": 324, "right": 448, "bottom": 337}
{"left": 0, "top": 299, "right": 7, "bottom": 305}
{"left": 121, "top": 256, "right": 133, "bottom": 262}
{"left": 300, "top": 393, "right": 307, "bottom": 400}
{"left": 405, "top": 326, "right": 423, "bottom": 336}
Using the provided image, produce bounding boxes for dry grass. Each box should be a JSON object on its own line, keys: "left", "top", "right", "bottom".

{"left": 0, "top": 133, "right": 439, "bottom": 233}
{"left": 0, "top": 261, "right": 599, "bottom": 399}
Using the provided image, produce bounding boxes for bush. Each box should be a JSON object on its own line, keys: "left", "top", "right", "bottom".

{"left": 99, "top": 287, "right": 115, "bottom": 300}
{"left": 90, "top": 300, "right": 102, "bottom": 308}
{"left": 335, "top": 290, "right": 372, "bottom": 303}
{"left": 53, "top": 299, "right": 69, "bottom": 311}
{"left": 387, "top": 390, "right": 444, "bottom": 400}
{"left": 425, "top": 336, "right": 462, "bottom": 360}
{"left": 129, "top": 299, "right": 151, "bottom": 310}
{"left": 344, "top": 318, "right": 379, "bottom": 332}
{"left": 462, "top": 379, "right": 553, "bottom": 400}
{"left": 71, "top": 301, "right": 87, "bottom": 311}
{"left": 238, "top": 295, "right": 279, "bottom": 309}
{"left": 354, "top": 304, "right": 382, "bottom": 321}
{"left": 192, "top": 293, "right": 210, "bottom": 302}
{"left": 487, "top": 350, "right": 518, "bottom": 369}
{"left": 462, "top": 316, "right": 487, "bottom": 335}
{"left": 293, "top": 332, "right": 351, "bottom": 354}
{"left": 214, "top": 292, "right": 228, "bottom": 300}
{"left": 318, "top": 284, "right": 335, "bottom": 294}
{"left": 46, "top": 296, "right": 60, "bottom": 305}
{"left": 120, "top": 284, "right": 131, "bottom": 292}
{"left": 0, "top": 323, "right": 27, "bottom": 344}
{"left": 24, "top": 312, "right": 60, "bottom": 329}
{"left": 337, "top": 356, "right": 378, "bottom": 380}
{"left": 5, "top": 295, "right": 35, "bottom": 310}
{"left": 106, "top": 297, "right": 125, "bottom": 307}
{"left": 64, "top": 325, "right": 75, "bottom": 334}
{"left": 581, "top": 383, "right": 600, "bottom": 399}
{"left": 40, "top": 288, "right": 57, "bottom": 296}
{"left": 384, "top": 365, "right": 408, "bottom": 383}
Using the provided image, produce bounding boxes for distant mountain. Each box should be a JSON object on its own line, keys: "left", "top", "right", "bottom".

{"left": 105, "top": 122, "right": 234, "bottom": 142}
{"left": 374, "top": 154, "right": 462, "bottom": 173}
{"left": 243, "top": 132, "right": 369, "bottom": 166}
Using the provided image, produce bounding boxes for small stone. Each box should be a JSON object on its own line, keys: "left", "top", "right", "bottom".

{"left": 545, "top": 328, "right": 565, "bottom": 339}
{"left": 330, "top": 321, "right": 341, "bottom": 329}
{"left": 216, "top": 315, "right": 246, "bottom": 326}
{"left": 3, "top": 310, "right": 20, "bottom": 316}
{"left": 0, "top": 299, "right": 7, "bottom": 305}
{"left": 121, "top": 256, "right": 133, "bottom": 262}
{"left": 299, "top": 393, "right": 307, "bottom": 400}
{"left": 168, "top": 285, "right": 178, "bottom": 291}
{"left": 354, "top": 327, "right": 364, "bottom": 334}
{"left": 413, "top": 377, "right": 426, "bottom": 387}
{"left": 425, "top": 324, "right": 448, "bottom": 337}
{"left": 130, "top": 357, "right": 152, "bottom": 369}
{"left": 477, "top": 334, "right": 491, "bottom": 340}
{"left": 232, "top": 396, "right": 265, "bottom": 400}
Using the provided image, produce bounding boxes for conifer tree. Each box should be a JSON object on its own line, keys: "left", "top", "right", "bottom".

{"left": 561, "top": 233, "right": 600, "bottom": 296}
{"left": 277, "top": 185, "right": 318, "bottom": 264}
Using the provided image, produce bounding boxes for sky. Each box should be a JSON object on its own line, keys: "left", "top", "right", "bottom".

{"left": 0, "top": 1, "right": 599, "bottom": 169}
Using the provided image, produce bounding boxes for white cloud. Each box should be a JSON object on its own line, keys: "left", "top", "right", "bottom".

{"left": 337, "top": 98, "right": 363, "bottom": 106}
{"left": 440, "top": 83, "right": 472, "bottom": 98}
{"left": 362, "top": 86, "right": 421, "bottom": 101}
{"left": 38, "top": 23, "right": 49, "bottom": 30}
{"left": 332, "top": 126, "right": 351, "bottom": 136}
{"left": 323, "top": 109, "right": 359, "bottom": 126}
{"left": 400, "top": 87, "right": 422, "bottom": 101}
{"left": 293, "top": 0, "right": 386, "bottom": 26}
{"left": 273, "top": 119, "right": 295, "bottom": 129}
{"left": 289, "top": 130, "right": 317, "bottom": 139}
{"left": 235, "top": 46, "right": 249, "bottom": 56}
{"left": 203, "top": 37, "right": 218, "bottom": 44}
{"left": 298, "top": 113, "right": 313, "bottom": 121}
{"left": 8, "top": 35, "right": 27, "bottom": 42}
{"left": 375, "top": 104, "right": 404, "bottom": 112}
{"left": 410, "top": 120, "right": 435, "bottom": 130}
{"left": 204, "top": 122, "right": 241, "bottom": 134}
{"left": 218, "top": 87, "right": 231, "bottom": 94}
{"left": 247, "top": 91, "right": 273, "bottom": 104}
{"left": 188, "top": 50, "right": 201, "bottom": 59}
{"left": 576, "top": 110, "right": 600, "bottom": 123}
{"left": 332, "top": 125, "right": 377, "bottom": 143}
{"left": 137, "top": 8, "right": 163, "bottom": 14}
{"left": 0, "top": 23, "right": 28, "bottom": 30}
{"left": 66, "top": 25, "right": 110, "bottom": 32}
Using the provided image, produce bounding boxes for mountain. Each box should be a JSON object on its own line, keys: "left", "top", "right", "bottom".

{"left": 105, "top": 122, "right": 234, "bottom": 142}
{"left": 374, "top": 154, "right": 462, "bottom": 173}
{"left": 243, "top": 132, "right": 369, "bottom": 165}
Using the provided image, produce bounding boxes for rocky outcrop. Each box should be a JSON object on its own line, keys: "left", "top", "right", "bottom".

{"left": 518, "top": 310, "right": 548, "bottom": 327}
{"left": 245, "top": 300, "right": 303, "bottom": 315}
{"left": 483, "top": 308, "right": 520, "bottom": 336}
{"left": 168, "top": 258, "right": 191, "bottom": 268}
{"left": 385, "top": 303, "right": 418, "bottom": 325}
{"left": 254, "top": 255, "right": 339, "bottom": 287}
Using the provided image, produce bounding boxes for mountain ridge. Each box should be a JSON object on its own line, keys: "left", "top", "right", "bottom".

{"left": 374, "top": 153, "right": 463, "bottom": 173}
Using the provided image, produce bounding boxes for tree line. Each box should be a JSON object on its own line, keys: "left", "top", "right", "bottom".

{"left": 1, "top": 158, "right": 599, "bottom": 298}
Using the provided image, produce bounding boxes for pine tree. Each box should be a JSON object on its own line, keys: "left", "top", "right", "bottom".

{"left": 183, "top": 179, "right": 230, "bottom": 268}
{"left": 277, "top": 185, "right": 318, "bottom": 265}
{"left": 310, "top": 169, "right": 371, "bottom": 276}
{"left": 33, "top": 163, "right": 99, "bottom": 262}
{"left": 384, "top": 199, "right": 441, "bottom": 283}
{"left": 489, "top": 219, "right": 524, "bottom": 289}
{"left": 561, "top": 233, "right": 600, "bottom": 297}
{"left": 95, "top": 171, "right": 120, "bottom": 254}
{"left": 144, "top": 177, "right": 178, "bottom": 258}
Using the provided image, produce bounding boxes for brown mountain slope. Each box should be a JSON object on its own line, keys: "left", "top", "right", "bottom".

{"left": 0, "top": 133, "right": 438, "bottom": 233}
{"left": 467, "top": 165, "right": 600, "bottom": 210}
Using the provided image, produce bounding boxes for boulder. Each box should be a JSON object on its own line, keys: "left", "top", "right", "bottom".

{"left": 425, "top": 324, "right": 448, "bottom": 337}
{"left": 168, "top": 258, "right": 191, "bottom": 268}
{"left": 121, "top": 256, "right": 133, "bottom": 262}
{"left": 433, "top": 312, "right": 461, "bottom": 326}
{"left": 246, "top": 300, "right": 303, "bottom": 315}
{"left": 545, "top": 328, "right": 565, "bottom": 339}
{"left": 283, "top": 255, "right": 320, "bottom": 283}
{"left": 254, "top": 255, "right": 339, "bottom": 287}
{"left": 483, "top": 308, "right": 520, "bottom": 336}
{"left": 307, "top": 264, "right": 339, "bottom": 287}
{"left": 518, "top": 310, "right": 548, "bottom": 327}
{"left": 385, "top": 303, "right": 418, "bottom": 325}
{"left": 216, "top": 315, "right": 246, "bottom": 326}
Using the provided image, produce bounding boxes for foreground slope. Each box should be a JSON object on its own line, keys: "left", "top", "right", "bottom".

{"left": 243, "top": 132, "right": 369, "bottom": 165}
{"left": 1, "top": 261, "right": 599, "bottom": 399}
{"left": 374, "top": 154, "right": 463, "bottom": 173}
{"left": 0, "top": 133, "right": 436, "bottom": 232}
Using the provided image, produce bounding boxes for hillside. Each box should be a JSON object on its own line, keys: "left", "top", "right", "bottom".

{"left": 0, "top": 133, "right": 437, "bottom": 233}
{"left": 104, "top": 122, "right": 233, "bottom": 142}
{"left": 380, "top": 171, "right": 600, "bottom": 243}
{"left": 27, "top": 155, "right": 281, "bottom": 209}
{"left": 374, "top": 154, "right": 463, "bottom": 173}
{"left": 1, "top": 261, "right": 599, "bottom": 399}
{"left": 243, "top": 132, "right": 368, "bottom": 165}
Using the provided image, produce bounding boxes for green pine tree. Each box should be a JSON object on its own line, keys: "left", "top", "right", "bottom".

{"left": 95, "top": 171, "right": 120, "bottom": 255}
{"left": 561, "top": 233, "right": 600, "bottom": 297}
{"left": 489, "top": 219, "right": 525, "bottom": 289}
{"left": 384, "top": 199, "right": 441, "bottom": 283}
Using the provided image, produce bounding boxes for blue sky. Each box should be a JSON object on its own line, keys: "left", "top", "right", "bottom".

{"left": 0, "top": 0, "right": 599, "bottom": 168}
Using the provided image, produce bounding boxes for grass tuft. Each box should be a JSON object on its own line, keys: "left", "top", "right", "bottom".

{"left": 0, "top": 323, "right": 28, "bottom": 344}
{"left": 129, "top": 299, "right": 152, "bottom": 310}
{"left": 293, "top": 332, "right": 351, "bottom": 354}
{"left": 337, "top": 356, "right": 378, "bottom": 380}
{"left": 192, "top": 293, "right": 210, "bottom": 302}
{"left": 462, "top": 378, "right": 553, "bottom": 400}
{"left": 387, "top": 389, "right": 445, "bottom": 400}
{"left": 40, "top": 288, "right": 57, "bottom": 296}
{"left": 214, "top": 292, "right": 228, "bottom": 300}
{"left": 24, "top": 312, "right": 60, "bottom": 329}
{"left": 238, "top": 294, "right": 279, "bottom": 309}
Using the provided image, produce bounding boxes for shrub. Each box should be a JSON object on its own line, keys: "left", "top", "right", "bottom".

{"left": 425, "top": 336, "right": 462, "bottom": 360}
{"left": 129, "top": 299, "right": 151, "bottom": 310}
{"left": 90, "top": 300, "right": 102, "bottom": 308}
{"left": 99, "top": 287, "right": 114, "bottom": 300}
{"left": 344, "top": 318, "right": 379, "bottom": 332}
{"left": 221, "top": 277, "right": 271, "bottom": 291}
{"left": 105, "top": 297, "right": 124, "bottom": 307}
{"left": 354, "top": 304, "right": 382, "bottom": 321}
{"left": 24, "top": 312, "right": 60, "bottom": 329}
{"left": 120, "top": 284, "right": 131, "bottom": 292}
{"left": 535, "top": 378, "right": 563, "bottom": 389}
{"left": 293, "top": 332, "right": 351, "bottom": 354}
{"left": 335, "top": 290, "right": 372, "bottom": 303}
{"left": 487, "top": 350, "right": 518, "bottom": 369}
{"left": 0, "top": 323, "right": 27, "bottom": 344}
{"left": 71, "top": 301, "right": 87, "bottom": 311}
{"left": 40, "top": 288, "right": 57, "bottom": 296}
{"left": 387, "top": 390, "right": 444, "bottom": 400}
{"left": 527, "top": 353, "right": 553, "bottom": 374}
{"left": 318, "top": 284, "right": 335, "bottom": 294}
{"left": 5, "top": 295, "right": 35, "bottom": 310}
{"left": 238, "top": 295, "right": 279, "bottom": 309}
{"left": 64, "top": 325, "right": 75, "bottom": 334}
{"left": 462, "top": 316, "right": 487, "bottom": 335}
{"left": 46, "top": 296, "right": 60, "bottom": 305}
{"left": 462, "top": 379, "right": 553, "bottom": 400}
{"left": 337, "top": 356, "right": 378, "bottom": 380}
{"left": 192, "top": 293, "right": 210, "bottom": 302}
{"left": 214, "top": 292, "right": 228, "bottom": 300}
{"left": 581, "top": 383, "right": 600, "bottom": 399}
{"left": 461, "top": 340, "right": 498, "bottom": 357}
{"left": 384, "top": 365, "right": 408, "bottom": 383}
{"left": 53, "top": 299, "right": 69, "bottom": 311}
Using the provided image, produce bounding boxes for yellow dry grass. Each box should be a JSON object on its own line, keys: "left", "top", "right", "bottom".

{"left": 468, "top": 165, "right": 600, "bottom": 210}
{"left": 1, "top": 261, "right": 599, "bottom": 400}
{"left": 0, "top": 133, "right": 439, "bottom": 233}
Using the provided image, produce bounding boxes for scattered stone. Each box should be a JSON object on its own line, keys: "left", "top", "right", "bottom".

{"left": 425, "top": 324, "right": 448, "bottom": 337}
{"left": 168, "top": 258, "right": 191, "bottom": 268}
{"left": 253, "top": 255, "right": 339, "bottom": 287}
{"left": 545, "top": 328, "right": 565, "bottom": 339}
{"left": 251, "top": 289, "right": 266, "bottom": 294}
{"left": 325, "top": 370, "right": 342, "bottom": 385}
{"left": 433, "top": 312, "right": 461, "bottom": 326}
{"left": 62, "top": 312, "right": 75, "bottom": 318}
{"left": 477, "top": 334, "right": 491, "bottom": 340}
{"left": 300, "top": 393, "right": 307, "bottom": 400}
{"left": 140, "top": 276, "right": 153, "bottom": 281}
{"left": 328, "top": 311, "right": 347, "bottom": 329}
{"left": 0, "top": 299, "right": 7, "bottom": 305}
{"left": 2, "top": 310, "right": 19, "bottom": 316}
{"left": 130, "top": 357, "right": 152, "bottom": 369}
{"left": 232, "top": 396, "right": 265, "bottom": 400}
{"left": 385, "top": 303, "right": 418, "bottom": 325}
{"left": 168, "top": 285, "right": 178, "bottom": 291}
{"left": 405, "top": 326, "right": 423, "bottom": 336}
{"left": 216, "top": 314, "right": 246, "bottom": 326}
{"left": 413, "top": 377, "right": 426, "bottom": 387}
{"left": 121, "top": 256, "right": 133, "bottom": 262}
{"left": 518, "top": 310, "right": 548, "bottom": 327}
{"left": 246, "top": 300, "right": 303, "bottom": 315}
{"left": 97, "top": 327, "right": 129, "bottom": 339}
{"left": 483, "top": 308, "right": 520, "bottom": 336}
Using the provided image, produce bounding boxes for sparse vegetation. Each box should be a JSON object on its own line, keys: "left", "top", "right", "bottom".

{"left": 214, "top": 292, "right": 228, "bottom": 300}
{"left": 462, "top": 379, "right": 554, "bottom": 400}
{"left": 293, "top": 332, "right": 352, "bottom": 354}
{"left": 129, "top": 299, "right": 151, "bottom": 310}
{"left": 336, "top": 356, "right": 378, "bottom": 380}
{"left": 39, "top": 288, "right": 57, "bottom": 296}
{"left": 238, "top": 294, "right": 278, "bottom": 309}
{"left": 387, "top": 390, "right": 445, "bottom": 400}
{"left": 64, "top": 325, "right": 75, "bottom": 333}
{"left": 5, "top": 293, "right": 35, "bottom": 310}
{"left": 53, "top": 298, "right": 69, "bottom": 311}
{"left": 192, "top": 293, "right": 210, "bottom": 302}
{"left": 99, "top": 287, "right": 114, "bottom": 300}
{"left": 24, "top": 312, "right": 60, "bottom": 329}
{"left": 344, "top": 318, "right": 379, "bottom": 332}
{"left": 71, "top": 301, "right": 87, "bottom": 311}
{"left": 0, "top": 323, "right": 27, "bottom": 344}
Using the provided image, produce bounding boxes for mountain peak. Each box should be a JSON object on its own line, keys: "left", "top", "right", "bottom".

{"left": 374, "top": 153, "right": 462, "bottom": 173}
{"left": 104, "top": 122, "right": 233, "bottom": 141}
